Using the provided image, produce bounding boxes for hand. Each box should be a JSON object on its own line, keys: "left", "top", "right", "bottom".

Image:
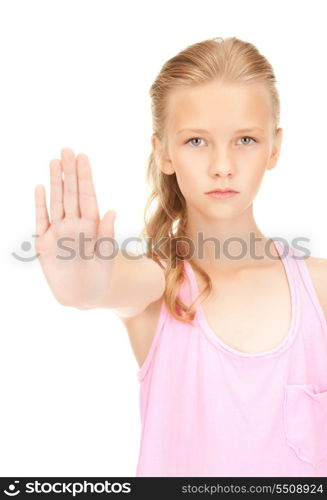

{"left": 34, "top": 147, "right": 117, "bottom": 308}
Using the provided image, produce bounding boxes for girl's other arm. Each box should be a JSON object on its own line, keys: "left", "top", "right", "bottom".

{"left": 306, "top": 257, "right": 327, "bottom": 324}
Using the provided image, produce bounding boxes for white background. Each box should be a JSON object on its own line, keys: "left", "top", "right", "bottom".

{"left": 1, "top": 0, "right": 326, "bottom": 477}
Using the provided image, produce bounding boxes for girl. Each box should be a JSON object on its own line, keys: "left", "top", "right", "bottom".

{"left": 34, "top": 36, "right": 327, "bottom": 477}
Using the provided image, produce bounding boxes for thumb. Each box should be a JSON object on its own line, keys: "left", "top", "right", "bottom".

{"left": 95, "top": 210, "right": 117, "bottom": 260}
{"left": 97, "top": 210, "right": 117, "bottom": 240}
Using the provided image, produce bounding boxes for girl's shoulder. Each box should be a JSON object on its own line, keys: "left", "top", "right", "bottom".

{"left": 304, "top": 255, "right": 327, "bottom": 323}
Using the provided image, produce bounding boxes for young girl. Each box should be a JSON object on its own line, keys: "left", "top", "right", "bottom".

{"left": 34, "top": 36, "right": 327, "bottom": 477}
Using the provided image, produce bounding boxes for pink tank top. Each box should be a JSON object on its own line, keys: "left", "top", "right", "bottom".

{"left": 135, "top": 238, "right": 327, "bottom": 477}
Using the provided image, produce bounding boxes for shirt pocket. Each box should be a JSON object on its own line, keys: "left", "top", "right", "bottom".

{"left": 283, "top": 384, "right": 327, "bottom": 467}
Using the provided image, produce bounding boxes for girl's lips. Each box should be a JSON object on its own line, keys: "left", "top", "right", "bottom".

{"left": 206, "top": 191, "right": 238, "bottom": 199}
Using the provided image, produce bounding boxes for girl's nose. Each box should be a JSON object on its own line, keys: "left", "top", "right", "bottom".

{"left": 208, "top": 151, "right": 234, "bottom": 177}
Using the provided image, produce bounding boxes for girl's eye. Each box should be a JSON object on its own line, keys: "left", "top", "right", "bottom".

{"left": 186, "top": 137, "right": 205, "bottom": 147}
{"left": 238, "top": 136, "right": 256, "bottom": 146}
{"left": 185, "top": 136, "right": 257, "bottom": 147}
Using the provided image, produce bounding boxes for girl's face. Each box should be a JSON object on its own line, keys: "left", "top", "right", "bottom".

{"left": 152, "top": 80, "right": 283, "bottom": 220}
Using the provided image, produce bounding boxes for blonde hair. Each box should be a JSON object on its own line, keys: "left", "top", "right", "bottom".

{"left": 139, "top": 36, "right": 281, "bottom": 324}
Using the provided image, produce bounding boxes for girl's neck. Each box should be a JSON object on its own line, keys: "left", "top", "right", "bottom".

{"left": 184, "top": 208, "right": 278, "bottom": 274}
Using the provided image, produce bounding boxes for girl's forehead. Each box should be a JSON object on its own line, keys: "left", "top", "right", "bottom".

{"left": 169, "top": 81, "right": 270, "bottom": 111}
{"left": 166, "top": 82, "right": 272, "bottom": 134}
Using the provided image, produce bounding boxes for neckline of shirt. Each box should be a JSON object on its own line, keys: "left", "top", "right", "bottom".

{"left": 183, "top": 238, "right": 300, "bottom": 359}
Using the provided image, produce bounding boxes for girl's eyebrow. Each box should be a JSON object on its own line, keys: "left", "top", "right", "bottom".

{"left": 176, "top": 127, "right": 265, "bottom": 134}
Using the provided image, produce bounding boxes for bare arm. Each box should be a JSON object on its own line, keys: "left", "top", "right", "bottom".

{"left": 35, "top": 147, "right": 165, "bottom": 315}
{"left": 92, "top": 249, "right": 166, "bottom": 316}
{"left": 305, "top": 256, "right": 327, "bottom": 324}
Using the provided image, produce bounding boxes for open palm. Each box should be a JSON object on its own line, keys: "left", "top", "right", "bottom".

{"left": 34, "top": 148, "right": 117, "bottom": 308}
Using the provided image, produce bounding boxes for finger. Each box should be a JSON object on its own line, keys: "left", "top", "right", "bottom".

{"left": 35, "top": 184, "right": 50, "bottom": 237}
{"left": 50, "top": 159, "right": 64, "bottom": 223}
{"left": 76, "top": 153, "right": 100, "bottom": 221}
{"left": 61, "top": 147, "right": 80, "bottom": 219}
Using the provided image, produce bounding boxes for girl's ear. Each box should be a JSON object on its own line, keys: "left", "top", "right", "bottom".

{"left": 151, "top": 134, "right": 175, "bottom": 175}
{"left": 267, "top": 127, "right": 283, "bottom": 171}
